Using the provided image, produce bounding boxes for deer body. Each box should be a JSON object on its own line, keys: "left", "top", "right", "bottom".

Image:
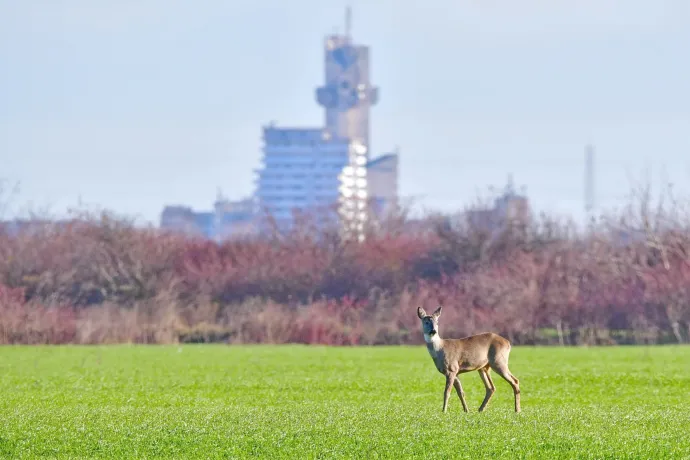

{"left": 418, "top": 307, "right": 521, "bottom": 413}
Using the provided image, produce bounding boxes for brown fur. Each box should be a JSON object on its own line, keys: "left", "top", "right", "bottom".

{"left": 417, "top": 306, "right": 521, "bottom": 413}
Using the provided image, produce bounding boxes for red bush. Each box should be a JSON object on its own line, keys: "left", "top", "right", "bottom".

{"left": 1, "top": 198, "right": 690, "bottom": 345}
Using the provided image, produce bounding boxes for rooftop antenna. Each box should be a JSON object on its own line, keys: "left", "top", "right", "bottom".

{"left": 345, "top": 6, "right": 352, "bottom": 41}
{"left": 506, "top": 173, "right": 515, "bottom": 195}
{"left": 585, "top": 143, "right": 595, "bottom": 221}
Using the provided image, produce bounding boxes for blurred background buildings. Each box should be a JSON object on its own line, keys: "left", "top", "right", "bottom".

{"left": 160, "top": 10, "right": 402, "bottom": 240}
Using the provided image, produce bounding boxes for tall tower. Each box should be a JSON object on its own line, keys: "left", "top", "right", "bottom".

{"left": 585, "top": 143, "right": 595, "bottom": 221}
{"left": 315, "top": 7, "right": 379, "bottom": 156}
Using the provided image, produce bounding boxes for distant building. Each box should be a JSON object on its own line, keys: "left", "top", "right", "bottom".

{"left": 464, "top": 177, "right": 532, "bottom": 233}
{"left": 160, "top": 196, "right": 255, "bottom": 240}
{"left": 255, "top": 10, "right": 399, "bottom": 238}
{"left": 366, "top": 152, "right": 399, "bottom": 218}
{"left": 213, "top": 196, "right": 257, "bottom": 240}
{"left": 255, "top": 126, "right": 350, "bottom": 230}
{"left": 160, "top": 206, "right": 214, "bottom": 238}
{"left": 315, "top": 26, "right": 379, "bottom": 151}
{"left": 0, "top": 218, "right": 72, "bottom": 236}
{"left": 160, "top": 9, "right": 399, "bottom": 241}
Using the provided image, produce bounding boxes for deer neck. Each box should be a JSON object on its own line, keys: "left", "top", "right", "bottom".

{"left": 424, "top": 331, "right": 443, "bottom": 353}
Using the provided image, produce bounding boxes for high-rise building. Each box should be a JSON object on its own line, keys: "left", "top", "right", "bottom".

{"left": 315, "top": 12, "right": 378, "bottom": 152}
{"left": 366, "top": 152, "right": 399, "bottom": 217}
{"left": 160, "top": 9, "right": 399, "bottom": 241}
{"left": 255, "top": 9, "right": 397, "bottom": 238}
{"left": 255, "top": 126, "right": 350, "bottom": 230}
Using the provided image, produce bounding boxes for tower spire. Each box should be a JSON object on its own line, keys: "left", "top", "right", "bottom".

{"left": 585, "top": 143, "right": 595, "bottom": 219}
{"left": 345, "top": 6, "right": 352, "bottom": 40}
{"left": 506, "top": 173, "right": 515, "bottom": 195}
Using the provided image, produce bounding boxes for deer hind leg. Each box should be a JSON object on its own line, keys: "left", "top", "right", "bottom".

{"left": 490, "top": 362, "right": 521, "bottom": 413}
{"left": 442, "top": 371, "right": 457, "bottom": 413}
{"left": 478, "top": 366, "right": 496, "bottom": 412}
{"left": 453, "top": 377, "right": 469, "bottom": 412}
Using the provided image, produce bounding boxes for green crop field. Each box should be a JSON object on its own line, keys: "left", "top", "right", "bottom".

{"left": 0, "top": 345, "right": 689, "bottom": 459}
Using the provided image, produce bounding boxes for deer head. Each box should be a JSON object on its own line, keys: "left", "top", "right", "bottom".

{"left": 417, "top": 306, "right": 443, "bottom": 340}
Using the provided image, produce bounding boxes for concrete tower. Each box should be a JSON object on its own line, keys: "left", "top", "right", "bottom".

{"left": 315, "top": 7, "right": 379, "bottom": 156}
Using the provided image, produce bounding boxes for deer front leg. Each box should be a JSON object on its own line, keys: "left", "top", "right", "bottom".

{"left": 478, "top": 368, "right": 496, "bottom": 412}
{"left": 442, "top": 372, "right": 456, "bottom": 413}
{"left": 453, "top": 377, "right": 469, "bottom": 412}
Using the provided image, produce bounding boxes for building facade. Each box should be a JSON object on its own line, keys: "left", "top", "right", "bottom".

{"left": 160, "top": 206, "right": 214, "bottom": 238}
{"left": 315, "top": 32, "right": 379, "bottom": 151}
{"left": 255, "top": 126, "right": 350, "bottom": 230}
{"left": 160, "top": 10, "right": 399, "bottom": 241}
{"left": 255, "top": 12, "right": 398, "bottom": 238}
{"left": 366, "top": 152, "right": 399, "bottom": 217}
{"left": 464, "top": 178, "right": 532, "bottom": 233}
{"left": 213, "top": 197, "right": 257, "bottom": 240}
{"left": 160, "top": 196, "right": 255, "bottom": 240}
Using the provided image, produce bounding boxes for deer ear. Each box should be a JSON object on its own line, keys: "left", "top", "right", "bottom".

{"left": 432, "top": 306, "right": 443, "bottom": 319}
{"left": 417, "top": 307, "right": 427, "bottom": 319}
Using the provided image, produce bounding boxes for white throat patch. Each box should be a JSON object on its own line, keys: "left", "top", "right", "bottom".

{"left": 424, "top": 332, "right": 440, "bottom": 344}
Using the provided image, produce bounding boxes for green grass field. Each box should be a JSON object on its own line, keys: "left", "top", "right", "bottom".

{"left": 1, "top": 345, "right": 689, "bottom": 459}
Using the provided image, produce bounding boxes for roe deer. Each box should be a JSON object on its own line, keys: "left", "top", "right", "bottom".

{"left": 417, "top": 306, "right": 521, "bottom": 413}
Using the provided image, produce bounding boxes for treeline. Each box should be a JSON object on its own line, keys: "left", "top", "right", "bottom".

{"left": 1, "top": 190, "right": 690, "bottom": 346}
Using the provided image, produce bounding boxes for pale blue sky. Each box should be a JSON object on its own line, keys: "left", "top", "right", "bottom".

{"left": 1, "top": 0, "right": 689, "bottom": 225}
